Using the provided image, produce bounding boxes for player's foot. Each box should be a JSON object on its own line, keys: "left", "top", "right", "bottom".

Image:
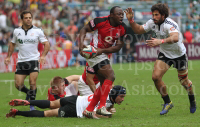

{"left": 160, "top": 101, "right": 174, "bottom": 115}
{"left": 30, "top": 105, "right": 35, "bottom": 111}
{"left": 190, "top": 101, "right": 196, "bottom": 113}
{"left": 83, "top": 109, "right": 99, "bottom": 119}
{"left": 96, "top": 106, "right": 112, "bottom": 116}
{"left": 6, "top": 108, "right": 18, "bottom": 118}
{"left": 9, "top": 99, "right": 30, "bottom": 106}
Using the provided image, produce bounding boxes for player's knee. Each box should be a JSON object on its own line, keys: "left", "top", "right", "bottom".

{"left": 15, "top": 82, "right": 23, "bottom": 90}
{"left": 152, "top": 74, "right": 161, "bottom": 82}
{"left": 29, "top": 80, "right": 36, "bottom": 86}
{"left": 107, "top": 74, "right": 115, "bottom": 82}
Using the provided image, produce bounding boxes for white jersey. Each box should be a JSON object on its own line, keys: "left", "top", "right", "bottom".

{"left": 76, "top": 94, "right": 113, "bottom": 118}
{"left": 142, "top": 17, "right": 186, "bottom": 58}
{"left": 11, "top": 25, "right": 48, "bottom": 62}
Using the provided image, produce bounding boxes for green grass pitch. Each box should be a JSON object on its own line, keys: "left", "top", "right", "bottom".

{"left": 0, "top": 60, "right": 200, "bottom": 127}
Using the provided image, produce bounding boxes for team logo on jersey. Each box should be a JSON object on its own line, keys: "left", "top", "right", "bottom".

{"left": 31, "top": 33, "right": 34, "bottom": 36}
{"left": 90, "top": 20, "right": 95, "bottom": 27}
{"left": 17, "top": 33, "right": 21, "bottom": 36}
{"left": 170, "top": 27, "right": 175, "bottom": 31}
{"left": 105, "top": 36, "right": 113, "bottom": 43}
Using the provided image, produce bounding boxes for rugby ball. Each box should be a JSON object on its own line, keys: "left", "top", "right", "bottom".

{"left": 82, "top": 45, "right": 97, "bottom": 59}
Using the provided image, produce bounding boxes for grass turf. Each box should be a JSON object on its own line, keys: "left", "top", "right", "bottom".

{"left": 0, "top": 60, "right": 200, "bottom": 127}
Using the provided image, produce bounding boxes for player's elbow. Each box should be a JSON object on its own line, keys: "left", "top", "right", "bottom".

{"left": 172, "top": 35, "right": 179, "bottom": 43}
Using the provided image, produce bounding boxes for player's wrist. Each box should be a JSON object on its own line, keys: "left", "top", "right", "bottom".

{"left": 161, "top": 39, "right": 165, "bottom": 44}
{"left": 129, "top": 19, "right": 134, "bottom": 23}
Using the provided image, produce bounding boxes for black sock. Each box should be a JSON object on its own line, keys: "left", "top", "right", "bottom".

{"left": 16, "top": 110, "right": 44, "bottom": 117}
{"left": 28, "top": 100, "right": 50, "bottom": 109}
{"left": 162, "top": 94, "right": 171, "bottom": 104}
{"left": 29, "top": 88, "right": 37, "bottom": 100}
{"left": 19, "top": 85, "right": 29, "bottom": 94}
{"left": 188, "top": 94, "right": 195, "bottom": 104}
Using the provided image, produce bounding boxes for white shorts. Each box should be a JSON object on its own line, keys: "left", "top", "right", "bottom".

{"left": 78, "top": 76, "right": 100, "bottom": 96}
{"left": 87, "top": 54, "right": 108, "bottom": 67}
{"left": 64, "top": 83, "right": 78, "bottom": 97}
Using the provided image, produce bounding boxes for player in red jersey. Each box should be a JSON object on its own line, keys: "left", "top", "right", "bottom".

{"left": 48, "top": 75, "right": 80, "bottom": 101}
{"left": 79, "top": 6, "right": 128, "bottom": 118}
{"left": 78, "top": 62, "right": 100, "bottom": 96}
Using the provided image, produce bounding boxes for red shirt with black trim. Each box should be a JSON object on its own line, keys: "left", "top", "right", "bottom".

{"left": 47, "top": 88, "right": 66, "bottom": 101}
{"left": 82, "top": 62, "right": 99, "bottom": 85}
{"left": 88, "top": 15, "right": 127, "bottom": 49}
{"left": 47, "top": 78, "right": 69, "bottom": 101}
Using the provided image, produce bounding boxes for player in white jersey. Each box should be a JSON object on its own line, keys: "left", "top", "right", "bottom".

{"left": 125, "top": 3, "right": 196, "bottom": 115}
{"left": 4, "top": 10, "right": 50, "bottom": 110}
{"left": 6, "top": 85, "right": 126, "bottom": 119}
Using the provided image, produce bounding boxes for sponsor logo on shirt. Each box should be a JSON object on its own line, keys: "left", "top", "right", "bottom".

{"left": 30, "top": 33, "right": 34, "bottom": 36}
{"left": 170, "top": 27, "right": 175, "bottom": 31}
{"left": 17, "top": 33, "right": 21, "bottom": 36}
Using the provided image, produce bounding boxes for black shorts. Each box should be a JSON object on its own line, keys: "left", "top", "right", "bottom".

{"left": 58, "top": 95, "right": 78, "bottom": 118}
{"left": 93, "top": 59, "right": 110, "bottom": 74}
{"left": 15, "top": 61, "right": 39, "bottom": 75}
{"left": 157, "top": 52, "right": 188, "bottom": 70}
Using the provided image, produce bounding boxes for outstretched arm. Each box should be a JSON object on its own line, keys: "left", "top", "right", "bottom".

{"left": 124, "top": 8, "right": 146, "bottom": 34}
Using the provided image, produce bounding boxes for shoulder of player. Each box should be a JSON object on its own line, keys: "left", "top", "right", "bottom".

{"left": 164, "top": 18, "right": 178, "bottom": 28}
{"left": 94, "top": 16, "right": 109, "bottom": 24}
{"left": 32, "top": 25, "right": 44, "bottom": 32}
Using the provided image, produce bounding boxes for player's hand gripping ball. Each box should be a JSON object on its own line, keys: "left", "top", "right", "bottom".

{"left": 82, "top": 45, "right": 97, "bottom": 59}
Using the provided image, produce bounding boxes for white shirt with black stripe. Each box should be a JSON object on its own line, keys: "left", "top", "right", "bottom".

{"left": 11, "top": 25, "right": 48, "bottom": 62}
{"left": 142, "top": 17, "right": 186, "bottom": 59}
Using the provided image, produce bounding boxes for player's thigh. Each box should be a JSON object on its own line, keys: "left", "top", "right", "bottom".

{"left": 50, "top": 99, "right": 61, "bottom": 109}
{"left": 44, "top": 108, "right": 59, "bottom": 117}
{"left": 153, "top": 60, "right": 170, "bottom": 78}
{"left": 98, "top": 64, "right": 115, "bottom": 80}
{"left": 96, "top": 74, "right": 105, "bottom": 85}
{"left": 29, "top": 72, "right": 39, "bottom": 85}
{"left": 14, "top": 74, "right": 27, "bottom": 86}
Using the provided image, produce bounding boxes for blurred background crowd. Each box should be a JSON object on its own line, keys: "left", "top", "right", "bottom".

{"left": 0, "top": 0, "right": 199, "bottom": 65}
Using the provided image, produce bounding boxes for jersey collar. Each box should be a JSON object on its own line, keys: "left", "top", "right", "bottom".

{"left": 22, "top": 25, "right": 33, "bottom": 35}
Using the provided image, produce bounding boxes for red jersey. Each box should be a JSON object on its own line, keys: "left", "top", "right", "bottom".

{"left": 89, "top": 15, "right": 127, "bottom": 49}
{"left": 47, "top": 78, "right": 70, "bottom": 101}
{"left": 82, "top": 62, "right": 99, "bottom": 85}
{"left": 48, "top": 88, "right": 66, "bottom": 101}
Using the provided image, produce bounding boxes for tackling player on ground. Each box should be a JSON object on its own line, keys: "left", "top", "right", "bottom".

{"left": 125, "top": 3, "right": 196, "bottom": 115}
{"left": 6, "top": 85, "right": 126, "bottom": 119}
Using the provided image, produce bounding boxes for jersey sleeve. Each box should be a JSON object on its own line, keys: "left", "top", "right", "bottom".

{"left": 142, "top": 19, "right": 153, "bottom": 32}
{"left": 38, "top": 29, "right": 48, "bottom": 43}
{"left": 11, "top": 29, "right": 17, "bottom": 43}
{"left": 88, "top": 17, "right": 105, "bottom": 31}
{"left": 165, "top": 22, "right": 179, "bottom": 34}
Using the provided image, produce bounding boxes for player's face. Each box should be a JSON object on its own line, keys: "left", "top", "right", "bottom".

{"left": 152, "top": 10, "right": 164, "bottom": 25}
{"left": 115, "top": 94, "right": 126, "bottom": 105}
{"left": 22, "top": 13, "right": 32, "bottom": 26}
{"left": 112, "top": 8, "right": 124, "bottom": 25}
{"left": 58, "top": 82, "right": 65, "bottom": 94}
